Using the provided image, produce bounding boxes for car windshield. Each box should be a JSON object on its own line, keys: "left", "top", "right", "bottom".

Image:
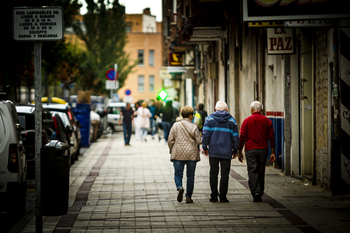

{"left": 108, "top": 107, "right": 122, "bottom": 114}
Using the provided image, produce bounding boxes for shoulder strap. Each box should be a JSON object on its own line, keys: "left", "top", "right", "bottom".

{"left": 180, "top": 121, "right": 195, "bottom": 141}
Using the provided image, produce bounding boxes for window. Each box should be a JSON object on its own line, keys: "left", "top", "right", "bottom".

{"left": 125, "top": 22, "right": 132, "bottom": 32}
{"left": 138, "top": 75, "right": 145, "bottom": 92}
{"left": 138, "top": 50, "right": 144, "bottom": 65}
{"left": 149, "top": 75, "right": 154, "bottom": 92}
{"left": 149, "top": 50, "right": 154, "bottom": 66}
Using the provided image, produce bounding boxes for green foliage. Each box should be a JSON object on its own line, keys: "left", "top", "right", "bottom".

{"left": 72, "top": 0, "right": 137, "bottom": 95}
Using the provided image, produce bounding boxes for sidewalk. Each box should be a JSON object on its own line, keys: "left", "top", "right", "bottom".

{"left": 10, "top": 133, "right": 350, "bottom": 233}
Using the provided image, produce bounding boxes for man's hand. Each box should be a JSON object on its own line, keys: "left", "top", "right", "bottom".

{"left": 232, "top": 154, "right": 237, "bottom": 159}
{"left": 118, "top": 121, "right": 122, "bottom": 126}
{"left": 238, "top": 152, "right": 244, "bottom": 163}
{"left": 270, "top": 153, "right": 276, "bottom": 163}
{"left": 203, "top": 150, "right": 209, "bottom": 156}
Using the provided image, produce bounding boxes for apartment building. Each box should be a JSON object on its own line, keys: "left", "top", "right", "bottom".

{"left": 117, "top": 8, "right": 163, "bottom": 103}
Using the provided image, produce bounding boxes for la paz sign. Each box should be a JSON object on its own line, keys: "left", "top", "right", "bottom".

{"left": 13, "top": 7, "right": 64, "bottom": 42}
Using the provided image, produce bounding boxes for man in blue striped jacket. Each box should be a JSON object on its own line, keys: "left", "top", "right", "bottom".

{"left": 202, "top": 101, "right": 240, "bottom": 203}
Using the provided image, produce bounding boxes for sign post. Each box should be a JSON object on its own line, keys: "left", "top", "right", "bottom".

{"left": 13, "top": 7, "right": 63, "bottom": 233}
{"left": 106, "top": 64, "right": 118, "bottom": 99}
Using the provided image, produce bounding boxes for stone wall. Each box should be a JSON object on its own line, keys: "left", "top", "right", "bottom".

{"left": 314, "top": 28, "right": 330, "bottom": 189}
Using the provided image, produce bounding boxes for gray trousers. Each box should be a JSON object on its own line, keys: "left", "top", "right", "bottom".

{"left": 245, "top": 149, "right": 268, "bottom": 197}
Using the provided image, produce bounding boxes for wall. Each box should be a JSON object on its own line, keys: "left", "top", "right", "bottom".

{"left": 315, "top": 28, "right": 332, "bottom": 188}
{"left": 117, "top": 32, "right": 162, "bottom": 102}
{"left": 239, "top": 30, "right": 257, "bottom": 127}
{"left": 142, "top": 14, "right": 157, "bottom": 32}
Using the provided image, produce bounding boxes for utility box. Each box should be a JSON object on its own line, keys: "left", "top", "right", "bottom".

{"left": 41, "top": 140, "right": 70, "bottom": 216}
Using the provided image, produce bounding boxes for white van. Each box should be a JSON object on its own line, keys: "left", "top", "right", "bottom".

{"left": 0, "top": 100, "right": 27, "bottom": 215}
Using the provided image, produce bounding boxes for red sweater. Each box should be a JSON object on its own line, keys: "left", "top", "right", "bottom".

{"left": 239, "top": 112, "right": 275, "bottom": 152}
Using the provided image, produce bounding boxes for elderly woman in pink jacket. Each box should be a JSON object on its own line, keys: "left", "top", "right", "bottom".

{"left": 134, "top": 102, "right": 152, "bottom": 142}
{"left": 168, "top": 106, "right": 202, "bottom": 203}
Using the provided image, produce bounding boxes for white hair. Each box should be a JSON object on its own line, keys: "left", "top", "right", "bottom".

{"left": 250, "top": 101, "right": 263, "bottom": 112}
{"left": 215, "top": 101, "right": 228, "bottom": 110}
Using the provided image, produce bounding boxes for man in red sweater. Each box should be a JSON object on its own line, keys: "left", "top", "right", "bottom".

{"left": 238, "top": 101, "right": 275, "bottom": 202}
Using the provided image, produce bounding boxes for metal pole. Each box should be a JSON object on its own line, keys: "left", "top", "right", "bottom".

{"left": 34, "top": 42, "right": 43, "bottom": 233}
{"left": 115, "top": 63, "right": 118, "bottom": 95}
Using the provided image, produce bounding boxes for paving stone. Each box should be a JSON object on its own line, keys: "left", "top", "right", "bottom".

{"left": 10, "top": 133, "right": 350, "bottom": 232}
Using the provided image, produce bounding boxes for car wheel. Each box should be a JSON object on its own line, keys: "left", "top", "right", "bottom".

{"left": 106, "top": 124, "right": 114, "bottom": 135}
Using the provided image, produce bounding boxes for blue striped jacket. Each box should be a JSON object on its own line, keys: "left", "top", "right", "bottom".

{"left": 202, "top": 110, "right": 240, "bottom": 159}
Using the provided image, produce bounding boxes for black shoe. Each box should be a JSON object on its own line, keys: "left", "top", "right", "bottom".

{"left": 220, "top": 198, "right": 229, "bottom": 203}
{"left": 186, "top": 197, "right": 193, "bottom": 203}
{"left": 177, "top": 188, "right": 184, "bottom": 202}
{"left": 210, "top": 197, "right": 218, "bottom": 202}
{"left": 253, "top": 193, "right": 262, "bottom": 202}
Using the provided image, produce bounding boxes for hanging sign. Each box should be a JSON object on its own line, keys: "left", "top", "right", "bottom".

{"left": 13, "top": 7, "right": 64, "bottom": 42}
{"left": 267, "top": 28, "right": 294, "bottom": 55}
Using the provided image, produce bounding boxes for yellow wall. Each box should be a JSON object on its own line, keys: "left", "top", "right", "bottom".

{"left": 118, "top": 32, "right": 162, "bottom": 103}
{"left": 118, "top": 14, "right": 162, "bottom": 103}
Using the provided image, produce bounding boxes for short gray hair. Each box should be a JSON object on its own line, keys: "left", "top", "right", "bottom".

{"left": 250, "top": 101, "right": 263, "bottom": 112}
{"left": 215, "top": 101, "right": 228, "bottom": 110}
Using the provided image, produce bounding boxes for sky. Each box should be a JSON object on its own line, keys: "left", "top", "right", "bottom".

{"left": 79, "top": 0, "right": 163, "bottom": 21}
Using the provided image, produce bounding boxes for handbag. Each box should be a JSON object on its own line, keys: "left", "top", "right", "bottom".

{"left": 180, "top": 121, "right": 200, "bottom": 151}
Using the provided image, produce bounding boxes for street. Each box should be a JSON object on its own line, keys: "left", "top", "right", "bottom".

{"left": 8, "top": 133, "right": 350, "bottom": 233}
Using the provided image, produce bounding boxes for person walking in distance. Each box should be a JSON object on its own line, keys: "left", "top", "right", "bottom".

{"left": 168, "top": 106, "right": 202, "bottom": 203}
{"left": 155, "top": 100, "right": 174, "bottom": 143}
{"left": 134, "top": 102, "right": 152, "bottom": 142}
{"left": 118, "top": 103, "right": 134, "bottom": 146}
{"left": 238, "top": 101, "right": 275, "bottom": 202}
{"left": 149, "top": 99, "right": 158, "bottom": 139}
{"left": 197, "top": 103, "right": 208, "bottom": 132}
{"left": 202, "top": 101, "right": 240, "bottom": 203}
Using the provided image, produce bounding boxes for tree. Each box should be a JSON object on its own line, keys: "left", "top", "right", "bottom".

{"left": 72, "top": 0, "right": 136, "bottom": 95}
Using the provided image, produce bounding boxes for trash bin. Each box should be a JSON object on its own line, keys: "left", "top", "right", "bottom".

{"left": 72, "top": 103, "right": 91, "bottom": 147}
{"left": 41, "top": 140, "right": 70, "bottom": 216}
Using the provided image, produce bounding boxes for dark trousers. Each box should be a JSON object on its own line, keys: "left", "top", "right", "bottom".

{"left": 245, "top": 149, "right": 268, "bottom": 196}
{"left": 122, "top": 123, "right": 132, "bottom": 144}
{"left": 209, "top": 157, "right": 231, "bottom": 199}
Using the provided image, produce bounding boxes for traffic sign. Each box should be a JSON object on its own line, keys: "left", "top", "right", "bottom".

{"left": 106, "top": 80, "right": 119, "bottom": 90}
{"left": 13, "top": 7, "right": 64, "bottom": 42}
{"left": 125, "top": 89, "right": 131, "bottom": 96}
{"left": 106, "top": 69, "right": 116, "bottom": 80}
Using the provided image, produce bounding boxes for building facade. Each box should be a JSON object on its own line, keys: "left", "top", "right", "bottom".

{"left": 162, "top": 0, "right": 350, "bottom": 193}
{"left": 117, "top": 8, "right": 163, "bottom": 103}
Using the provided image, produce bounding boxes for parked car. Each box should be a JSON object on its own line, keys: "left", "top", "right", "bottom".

{"left": 0, "top": 100, "right": 27, "bottom": 216}
{"left": 51, "top": 112, "right": 70, "bottom": 158}
{"left": 50, "top": 111, "right": 77, "bottom": 163}
{"left": 15, "top": 105, "right": 55, "bottom": 179}
{"left": 42, "top": 103, "right": 81, "bottom": 158}
{"left": 107, "top": 102, "right": 134, "bottom": 133}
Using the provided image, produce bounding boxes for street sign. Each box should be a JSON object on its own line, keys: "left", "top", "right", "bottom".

{"left": 125, "top": 89, "right": 131, "bottom": 96}
{"left": 267, "top": 28, "right": 294, "bottom": 55}
{"left": 13, "top": 7, "right": 64, "bottom": 42}
{"left": 106, "top": 80, "right": 119, "bottom": 90}
{"left": 106, "top": 69, "right": 116, "bottom": 80}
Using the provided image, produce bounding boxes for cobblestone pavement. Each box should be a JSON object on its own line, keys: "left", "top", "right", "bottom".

{"left": 10, "top": 133, "right": 350, "bottom": 233}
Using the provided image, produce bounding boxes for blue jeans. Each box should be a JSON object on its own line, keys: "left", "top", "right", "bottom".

{"left": 150, "top": 119, "right": 157, "bottom": 136}
{"left": 173, "top": 160, "right": 197, "bottom": 198}
{"left": 161, "top": 121, "right": 172, "bottom": 142}
{"left": 123, "top": 123, "right": 132, "bottom": 144}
